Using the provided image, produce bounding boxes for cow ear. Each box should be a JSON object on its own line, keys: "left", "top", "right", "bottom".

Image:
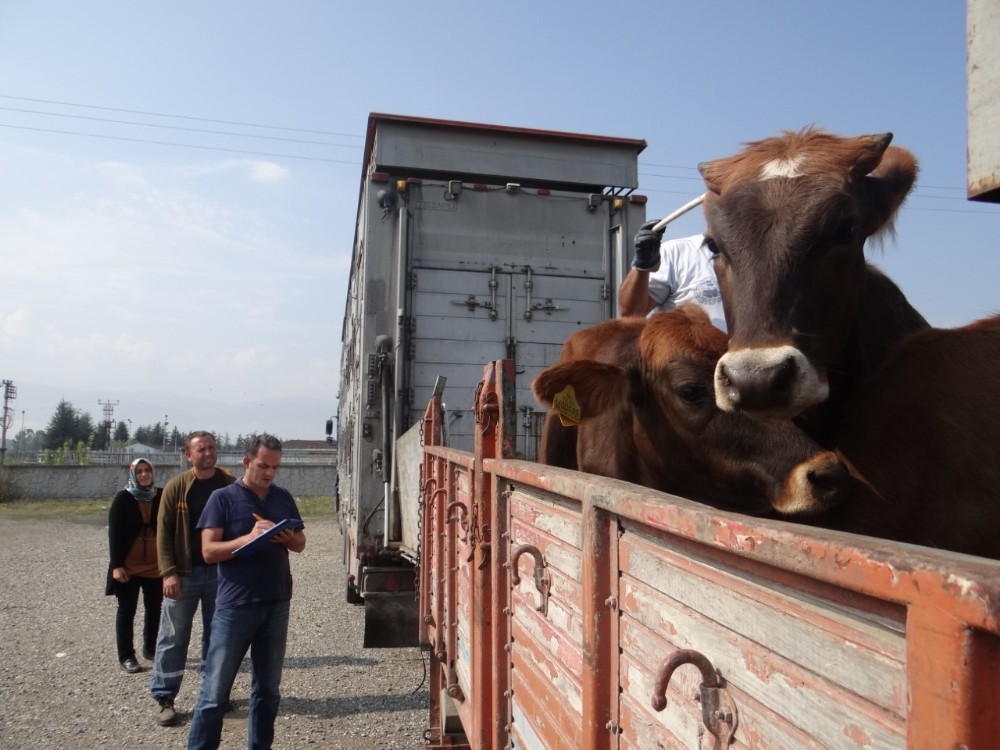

{"left": 860, "top": 145, "right": 918, "bottom": 237}
{"left": 532, "top": 361, "right": 629, "bottom": 419}
{"left": 698, "top": 159, "right": 725, "bottom": 194}
{"left": 849, "top": 132, "right": 893, "bottom": 177}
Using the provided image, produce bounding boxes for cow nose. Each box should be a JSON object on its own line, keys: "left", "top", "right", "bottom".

{"left": 805, "top": 459, "right": 850, "bottom": 508}
{"left": 716, "top": 346, "right": 830, "bottom": 418}
{"left": 717, "top": 355, "right": 798, "bottom": 409}
{"left": 779, "top": 451, "right": 851, "bottom": 515}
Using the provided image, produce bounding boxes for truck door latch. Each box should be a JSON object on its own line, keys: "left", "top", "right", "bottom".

{"left": 507, "top": 544, "right": 550, "bottom": 616}
{"left": 651, "top": 649, "right": 738, "bottom": 746}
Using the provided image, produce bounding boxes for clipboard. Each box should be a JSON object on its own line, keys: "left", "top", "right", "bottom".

{"left": 232, "top": 518, "right": 304, "bottom": 558}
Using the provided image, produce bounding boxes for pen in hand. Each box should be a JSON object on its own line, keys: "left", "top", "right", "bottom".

{"left": 251, "top": 513, "right": 272, "bottom": 539}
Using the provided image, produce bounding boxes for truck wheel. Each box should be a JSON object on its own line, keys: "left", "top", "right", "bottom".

{"left": 346, "top": 577, "right": 364, "bottom": 605}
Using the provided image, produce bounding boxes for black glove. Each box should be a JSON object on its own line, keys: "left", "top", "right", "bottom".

{"left": 632, "top": 219, "right": 664, "bottom": 272}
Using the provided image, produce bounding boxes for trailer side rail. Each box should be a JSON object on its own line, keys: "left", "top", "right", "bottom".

{"left": 421, "top": 360, "right": 1000, "bottom": 750}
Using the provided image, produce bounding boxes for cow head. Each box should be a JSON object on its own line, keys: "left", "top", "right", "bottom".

{"left": 700, "top": 128, "right": 918, "bottom": 419}
{"left": 532, "top": 305, "right": 850, "bottom": 516}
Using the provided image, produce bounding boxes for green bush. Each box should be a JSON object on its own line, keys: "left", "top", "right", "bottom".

{"left": 0, "top": 470, "right": 23, "bottom": 504}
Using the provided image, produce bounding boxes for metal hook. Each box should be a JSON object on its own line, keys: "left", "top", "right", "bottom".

{"left": 651, "top": 649, "right": 738, "bottom": 745}
{"left": 445, "top": 501, "right": 469, "bottom": 544}
{"left": 508, "top": 544, "right": 551, "bottom": 616}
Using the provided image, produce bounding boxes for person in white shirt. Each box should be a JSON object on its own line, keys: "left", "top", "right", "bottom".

{"left": 618, "top": 221, "right": 726, "bottom": 332}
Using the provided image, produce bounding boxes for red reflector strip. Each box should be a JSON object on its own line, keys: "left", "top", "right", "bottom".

{"left": 473, "top": 183, "right": 489, "bottom": 191}
{"left": 371, "top": 172, "right": 390, "bottom": 183}
{"left": 629, "top": 194, "right": 648, "bottom": 205}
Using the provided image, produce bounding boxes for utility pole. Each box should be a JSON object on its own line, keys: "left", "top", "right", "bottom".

{"left": 98, "top": 399, "right": 119, "bottom": 449}
{"left": 0, "top": 380, "right": 16, "bottom": 466}
{"left": 162, "top": 415, "right": 169, "bottom": 452}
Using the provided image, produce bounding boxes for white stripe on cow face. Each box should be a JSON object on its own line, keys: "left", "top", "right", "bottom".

{"left": 759, "top": 155, "right": 806, "bottom": 180}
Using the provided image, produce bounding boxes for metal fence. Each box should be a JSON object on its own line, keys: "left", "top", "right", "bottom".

{"left": 9, "top": 448, "right": 337, "bottom": 467}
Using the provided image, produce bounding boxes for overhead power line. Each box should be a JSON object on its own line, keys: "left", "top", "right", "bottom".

{"left": 0, "top": 93, "right": 987, "bottom": 210}
{"left": 0, "top": 122, "right": 359, "bottom": 165}
{"left": 0, "top": 105, "right": 362, "bottom": 149}
{"left": 0, "top": 93, "right": 362, "bottom": 138}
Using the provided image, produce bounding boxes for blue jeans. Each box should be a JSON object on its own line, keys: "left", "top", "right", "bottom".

{"left": 187, "top": 600, "right": 290, "bottom": 750}
{"left": 149, "top": 565, "right": 217, "bottom": 700}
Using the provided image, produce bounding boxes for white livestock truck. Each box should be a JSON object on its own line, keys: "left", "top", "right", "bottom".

{"left": 331, "top": 113, "right": 648, "bottom": 645}
{"left": 327, "top": 3, "right": 1000, "bottom": 741}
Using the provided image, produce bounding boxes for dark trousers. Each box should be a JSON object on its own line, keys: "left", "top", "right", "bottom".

{"left": 114, "top": 575, "right": 163, "bottom": 662}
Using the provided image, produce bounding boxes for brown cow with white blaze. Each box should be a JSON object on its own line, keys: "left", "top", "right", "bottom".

{"left": 701, "top": 129, "right": 928, "bottom": 442}
{"left": 532, "top": 305, "right": 850, "bottom": 516}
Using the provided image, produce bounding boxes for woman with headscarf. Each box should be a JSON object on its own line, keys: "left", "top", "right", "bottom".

{"left": 106, "top": 458, "right": 164, "bottom": 673}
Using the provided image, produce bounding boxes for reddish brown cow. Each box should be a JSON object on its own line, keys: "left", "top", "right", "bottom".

{"left": 532, "top": 305, "right": 851, "bottom": 516}
{"left": 804, "top": 315, "right": 1000, "bottom": 559}
{"left": 700, "top": 129, "right": 928, "bottom": 443}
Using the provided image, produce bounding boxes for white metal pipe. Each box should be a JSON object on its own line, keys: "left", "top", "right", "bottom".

{"left": 651, "top": 192, "right": 707, "bottom": 233}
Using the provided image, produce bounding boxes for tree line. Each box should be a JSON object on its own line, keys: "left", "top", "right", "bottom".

{"left": 5, "top": 399, "right": 249, "bottom": 461}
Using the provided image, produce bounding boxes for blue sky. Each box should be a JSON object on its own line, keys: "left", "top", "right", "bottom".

{"left": 1, "top": 1, "right": 997, "bottom": 440}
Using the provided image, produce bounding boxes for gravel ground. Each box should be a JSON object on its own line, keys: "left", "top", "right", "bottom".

{"left": 0, "top": 513, "right": 429, "bottom": 750}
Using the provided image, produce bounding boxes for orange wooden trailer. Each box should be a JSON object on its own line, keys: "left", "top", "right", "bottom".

{"left": 418, "top": 360, "right": 1000, "bottom": 750}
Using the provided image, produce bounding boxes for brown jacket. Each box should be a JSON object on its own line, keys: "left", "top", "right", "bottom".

{"left": 156, "top": 467, "right": 234, "bottom": 577}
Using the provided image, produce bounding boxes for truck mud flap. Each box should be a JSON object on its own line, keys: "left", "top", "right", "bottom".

{"left": 363, "top": 592, "right": 419, "bottom": 648}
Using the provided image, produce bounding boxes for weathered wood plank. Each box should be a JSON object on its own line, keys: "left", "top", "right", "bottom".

{"left": 621, "top": 531, "right": 906, "bottom": 711}
{"left": 510, "top": 636, "right": 582, "bottom": 749}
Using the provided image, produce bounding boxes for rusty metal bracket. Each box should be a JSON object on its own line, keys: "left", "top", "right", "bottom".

{"left": 445, "top": 661, "right": 466, "bottom": 702}
{"left": 651, "top": 649, "right": 738, "bottom": 745}
{"left": 466, "top": 503, "right": 480, "bottom": 563}
{"left": 445, "top": 501, "right": 469, "bottom": 544}
{"left": 507, "top": 544, "right": 551, "bottom": 616}
{"left": 420, "top": 476, "right": 437, "bottom": 503}
{"left": 477, "top": 524, "right": 491, "bottom": 570}
{"left": 422, "top": 474, "right": 448, "bottom": 513}
{"left": 474, "top": 381, "right": 498, "bottom": 434}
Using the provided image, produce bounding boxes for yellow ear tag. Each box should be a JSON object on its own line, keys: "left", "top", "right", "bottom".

{"left": 552, "top": 385, "right": 581, "bottom": 427}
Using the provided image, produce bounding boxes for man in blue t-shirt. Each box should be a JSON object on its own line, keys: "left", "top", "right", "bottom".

{"left": 186, "top": 434, "right": 306, "bottom": 750}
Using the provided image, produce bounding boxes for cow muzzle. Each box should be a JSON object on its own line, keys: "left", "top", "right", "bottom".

{"left": 715, "top": 345, "right": 828, "bottom": 418}
{"left": 776, "top": 451, "right": 850, "bottom": 515}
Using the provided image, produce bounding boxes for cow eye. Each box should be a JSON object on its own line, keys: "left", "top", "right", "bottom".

{"left": 832, "top": 219, "right": 858, "bottom": 244}
{"left": 678, "top": 383, "right": 708, "bottom": 403}
{"left": 703, "top": 236, "right": 720, "bottom": 255}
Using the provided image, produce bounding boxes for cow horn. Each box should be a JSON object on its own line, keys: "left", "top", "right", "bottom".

{"left": 851, "top": 132, "right": 894, "bottom": 177}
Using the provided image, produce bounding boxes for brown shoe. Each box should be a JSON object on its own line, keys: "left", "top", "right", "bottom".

{"left": 155, "top": 697, "right": 177, "bottom": 727}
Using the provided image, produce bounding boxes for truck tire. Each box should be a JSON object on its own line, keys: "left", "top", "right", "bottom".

{"left": 346, "top": 577, "right": 364, "bottom": 605}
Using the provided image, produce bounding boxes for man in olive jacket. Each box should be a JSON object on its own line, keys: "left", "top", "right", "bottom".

{"left": 149, "top": 431, "right": 233, "bottom": 727}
